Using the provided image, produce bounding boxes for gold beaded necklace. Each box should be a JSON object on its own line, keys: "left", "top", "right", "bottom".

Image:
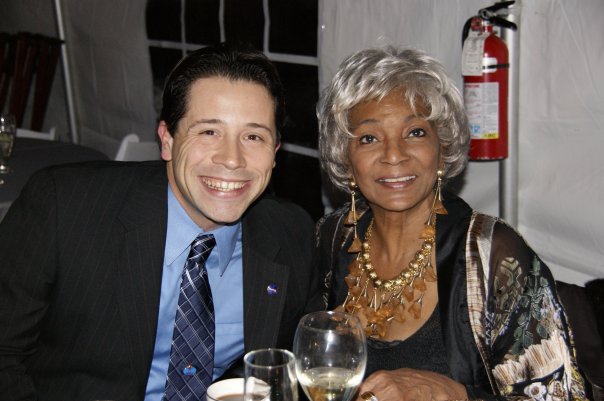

{"left": 339, "top": 173, "right": 447, "bottom": 339}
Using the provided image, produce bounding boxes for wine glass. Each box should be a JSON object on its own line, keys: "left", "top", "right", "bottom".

{"left": 293, "top": 311, "right": 367, "bottom": 401}
{"left": 244, "top": 348, "right": 298, "bottom": 401}
{"left": 0, "top": 113, "right": 16, "bottom": 174}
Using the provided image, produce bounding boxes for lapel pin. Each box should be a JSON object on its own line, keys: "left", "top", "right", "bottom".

{"left": 267, "top": 283, "right": 278, "bottom": 296}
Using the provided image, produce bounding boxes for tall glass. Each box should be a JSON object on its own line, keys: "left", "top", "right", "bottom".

{"left": 293, "top": 311, "right": 367, "bottom": 401}
{"left": 244, "top": 348, "right": 298, "bottom": 401}
{"left": 0, "top": 113, "right": 16, "bottom": 174}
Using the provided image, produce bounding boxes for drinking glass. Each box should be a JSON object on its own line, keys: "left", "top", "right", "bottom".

{"left": 0, "top": 113, "right": 16, "bottom": 174}
{"left": 244, "top": 348, "right": 298, "bottom": 401}
{"left": 293, "top": 311, "right": 367, "bottom": 401}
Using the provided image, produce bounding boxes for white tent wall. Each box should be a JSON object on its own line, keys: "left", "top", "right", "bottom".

{"left": 1, "top": 0, "right": 156, "bottom": 157}
{"left": 319, "top": 0, "right": 604, "bottom": 285}
{"left": 519, "top": 1, "right": 603, "bottom": 285}
{"left": 63, "top": 0, "right": 156, "bottom": 156}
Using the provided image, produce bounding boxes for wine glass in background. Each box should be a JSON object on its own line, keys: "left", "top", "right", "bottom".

{"left": 244, "top": 348, "right": 298, "bottom": 401}
{"left": 0, "top": 113, "right": 16, "bottom": 174}
{"left": 293, "top": 311, "right": 367, "bottom": 401}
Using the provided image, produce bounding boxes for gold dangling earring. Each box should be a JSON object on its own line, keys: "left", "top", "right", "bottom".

{"left": 433, "top": 169, "right": 447, "bottom": 215}
{"left": 345, "top": 180, "right": 363, "bottom": 253}
{"left": 422, "top": 169, "right": 447, "bottom": 240}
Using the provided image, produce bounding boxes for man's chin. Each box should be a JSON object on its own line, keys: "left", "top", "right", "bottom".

{"left": 199, "top": 206, "right": 249, "bottom": 229}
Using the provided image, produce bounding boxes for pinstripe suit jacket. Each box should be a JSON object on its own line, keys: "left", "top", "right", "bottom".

{"left": 0, "top": 161, "right": 321, "bottom": 401}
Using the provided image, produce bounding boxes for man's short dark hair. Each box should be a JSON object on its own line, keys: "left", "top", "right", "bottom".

{"left": 160, "top": 43, "right": 285, "bottom": 142}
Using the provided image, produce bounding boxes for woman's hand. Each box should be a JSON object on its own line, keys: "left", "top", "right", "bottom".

{"left": 356, "top": 368, "right": 468, "bottom": 401}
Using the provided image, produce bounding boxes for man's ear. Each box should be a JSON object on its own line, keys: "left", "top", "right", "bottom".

{"left": 157, "top": 121, "right": 174, "bottom": 162}
{"left": 272, "top": 142, "right": 281, "bottom": 168}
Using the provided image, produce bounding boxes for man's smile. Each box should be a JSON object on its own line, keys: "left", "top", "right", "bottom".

{"left": 201, "top": 177, "right": 247, "bottom": 192}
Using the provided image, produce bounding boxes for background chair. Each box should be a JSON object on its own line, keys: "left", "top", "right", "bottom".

{"left": 16, "top": 126, "right": 56, "bottom": 141}
{"left": 556, "top": 280, "right": 604, "bottom": 400}
{"left": 0, "top": 32, "right": 61, "bottom": 131}
{"left": 114, "top": 133, "right": 160, "bottom": 161}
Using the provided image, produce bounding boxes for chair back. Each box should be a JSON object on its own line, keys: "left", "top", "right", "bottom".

{"left": 115, "top": 133, "right": 160, "bottom": 161}
{"left": 16, "top": 127, "right": 57, "bottom": 141}
{"left": 556, "top": 281, "right": 604, "bottom": 399}
{"left": 0, "top": 33, "right": 11, "bottom": 110}
{"left": 0, "top": 32, "right": 61, "bottom": 131}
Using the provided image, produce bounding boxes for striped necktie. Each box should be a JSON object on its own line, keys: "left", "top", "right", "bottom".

{"left": 163, "top": 233, "right": 216, "bottom": 400}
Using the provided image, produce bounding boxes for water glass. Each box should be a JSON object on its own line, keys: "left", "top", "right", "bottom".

{"left": 244, "top": 348, "right": 298, "bottom": 401}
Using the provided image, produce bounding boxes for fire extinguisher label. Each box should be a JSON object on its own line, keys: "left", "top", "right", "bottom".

{"left": 462, "top": 31, "right": 486, "bottom": 76}
{"left": 464, "top": 82, "right": 499, "bottom": 139}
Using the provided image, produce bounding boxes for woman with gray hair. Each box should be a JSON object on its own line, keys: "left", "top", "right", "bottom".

{"left": 315, "top": 47, "right": 586, "bottom": 400}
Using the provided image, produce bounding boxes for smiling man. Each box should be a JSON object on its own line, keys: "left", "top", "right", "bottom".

{"left": 159, "top": 76, "right": 278, "bottom": 230}
{"left": 0, "top": 44, "right": 322, "bottom": 401}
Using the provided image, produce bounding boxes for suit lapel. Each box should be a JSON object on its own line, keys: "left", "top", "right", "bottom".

{"left": 114, "top": 164, "right": 168, "bottom": 389}
{"left": 241, "top": 204, "right": 290, "bottom": 351}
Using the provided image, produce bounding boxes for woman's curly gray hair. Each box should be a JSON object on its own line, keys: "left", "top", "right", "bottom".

{"left": 317, "top": 46, "right": 470, "bottom": 193}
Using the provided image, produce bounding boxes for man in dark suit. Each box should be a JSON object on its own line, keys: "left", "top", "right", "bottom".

{"left": 0, "top": 44, "right": 321, "bottom": 401}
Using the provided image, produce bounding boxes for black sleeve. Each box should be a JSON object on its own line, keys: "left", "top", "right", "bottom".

{"left": 0, "top": 168, "right": 59, "bottom": 401}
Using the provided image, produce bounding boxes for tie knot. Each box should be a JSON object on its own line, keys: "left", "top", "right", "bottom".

{"left": 189, "top": 233, "right": 216, "bottom": 264}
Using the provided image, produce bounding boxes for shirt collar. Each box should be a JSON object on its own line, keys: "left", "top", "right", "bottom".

{"left": 165, "top": 185, "right": 241, "bottom": 275}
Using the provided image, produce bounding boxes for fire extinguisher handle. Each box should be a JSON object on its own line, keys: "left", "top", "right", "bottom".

{"left": 462, "top": 1, "right": 518, "bottom": 46}
{"left": 482, "top": 0, "right": 516, "bottom": 13}
{"left": 485, "top": 15, "right": 518, "bottom": 31}
{"left": 478, "top": 1, "right": 518, "bottom": 32}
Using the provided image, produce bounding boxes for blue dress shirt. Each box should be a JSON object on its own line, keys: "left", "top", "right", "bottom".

{"left": 144, "top": 186, "right": 244, "bottom": 401}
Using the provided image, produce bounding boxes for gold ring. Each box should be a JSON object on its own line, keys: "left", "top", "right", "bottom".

{"left": 361, "top": 391, "right": 378, "bottom": 401}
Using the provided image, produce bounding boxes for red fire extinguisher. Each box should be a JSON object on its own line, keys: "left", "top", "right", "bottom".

{"left": 462, "top": 2, "right": 516, "bottom": 160}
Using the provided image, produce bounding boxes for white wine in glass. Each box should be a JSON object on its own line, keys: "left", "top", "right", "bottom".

{"left": 293, "top": 311, "right": 366, "bottom": 401}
